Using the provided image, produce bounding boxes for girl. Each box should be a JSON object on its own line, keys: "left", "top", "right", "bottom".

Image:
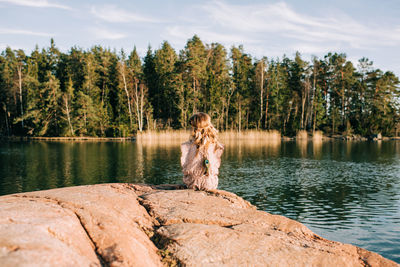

{"left": 181, "top": 112, "right": 224, "bottom": 190}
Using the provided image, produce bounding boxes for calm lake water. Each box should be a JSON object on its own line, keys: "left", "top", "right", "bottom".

{"left": 0, "top": 140, "right": 399, "bottom": 263}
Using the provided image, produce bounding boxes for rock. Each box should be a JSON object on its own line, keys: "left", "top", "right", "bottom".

{"left": 0, "top": 184, "right": 398, "bottom": 267}
{"left": 370, "top": 133, "right": 383, "bottom": 140}
{"left": 0, "top": 184, "right": 162, "bottom": 267}
{"left": 139, "top": 188, "right": 397, "bottom": 267}
{"left": 0, "top": 195, "right": 100, "bottom": 267}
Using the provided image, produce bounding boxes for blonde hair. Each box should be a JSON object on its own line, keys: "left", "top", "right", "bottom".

{"left": 189, "top": 112, "right": 218, "bottom": 155}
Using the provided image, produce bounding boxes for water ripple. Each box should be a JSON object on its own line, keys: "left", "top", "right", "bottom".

{"left": 0, "top": 140, "right": 399, "bottom": 263}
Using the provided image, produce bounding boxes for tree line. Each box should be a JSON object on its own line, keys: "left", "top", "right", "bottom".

{"left": 1, "top": 36, "right": 399, "bottom": 137}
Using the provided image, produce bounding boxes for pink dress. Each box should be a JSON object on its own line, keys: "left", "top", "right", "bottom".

{"left": 180, "top": 141, "right": 224, "bottom": 190}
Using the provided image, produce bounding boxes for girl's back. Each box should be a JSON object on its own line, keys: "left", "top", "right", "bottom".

{"left": 180, "top": 112, "right": 224, "bottom": 190}
{"left": 181, "top": 140, "right": 224, "bottom": 190}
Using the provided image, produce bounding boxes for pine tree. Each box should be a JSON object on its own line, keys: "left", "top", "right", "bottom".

{"left": 181, "top": 35, "right": 207, "bottom": 114}
{"left": 0, "top": 40, "right": 399, "bottom": 137}
{"left": 204, "top": 43, "right": 230, "bottom": 130}
{"left": 62, "top": 77, "right": 74, "bottom": 136}
{"left": 254, "top": 57, "right": 267, "bottom": 129}
{"left": 22, "top": 71, "right": 61, "bottom": 136}
{"left": 118, "top": 49, "right": 134, "bottom": 130}
{"left": 153, "top": 41, "right": 179, "bottom": 127}
{"left": 231, "top": 45, "right": 253, "bottom": 131}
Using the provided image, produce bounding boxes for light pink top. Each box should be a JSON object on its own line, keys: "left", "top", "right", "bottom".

{"left": 180, "top": 140, "right": 224, "bottom": 190}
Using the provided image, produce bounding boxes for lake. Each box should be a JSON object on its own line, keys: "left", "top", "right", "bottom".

{"left": 0, "top": 139, "right": 399, "bottom": 263}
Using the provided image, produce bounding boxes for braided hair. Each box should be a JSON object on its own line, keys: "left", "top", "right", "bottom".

{"left": 189, "top": 112, "right": 219, "bottom": 156}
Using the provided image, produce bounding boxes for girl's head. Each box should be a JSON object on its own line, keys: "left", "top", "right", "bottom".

{"left": 189, "top": 112, "right": 218, "bottom": 153}
{"left": 189, "top": 112, "right": 212, "bottom": 129}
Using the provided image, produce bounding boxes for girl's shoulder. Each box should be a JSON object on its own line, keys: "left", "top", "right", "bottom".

{"left": 214, "top": 141, "right": 224, "bottom": 151}
{"left": 208, "top": 141, "right": 224, "bottom": 155}
{"left": 181, "top": 140, "right": 194, "bottom": 148}
{"left": 181, "top": 140, "right": 196, "bottom": 153}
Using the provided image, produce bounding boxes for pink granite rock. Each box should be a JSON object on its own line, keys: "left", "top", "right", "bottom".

{"left": 0, "top": 184, "right": 398, "bottom": 267}
{"left": 0, "top": 184, "right": 162, "bottom": 267}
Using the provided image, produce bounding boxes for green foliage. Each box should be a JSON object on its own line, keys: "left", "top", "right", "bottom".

{"left": 205, "top": 43, "right": 230, "bottom": 130}
{"left": 22, "top": 71, "right": 61, "bottom": 136}
{"left": 0, "top": 37, "right": 399, "bottom": 137}
{"left": 230, "top": 45, "right": 254, "bottom": 131}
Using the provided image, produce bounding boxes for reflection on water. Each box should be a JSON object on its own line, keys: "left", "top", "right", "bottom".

{"left": 0, "top": 140, "right": 399, "bottom": 263}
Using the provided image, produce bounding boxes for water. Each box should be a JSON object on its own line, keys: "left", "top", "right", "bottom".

{"left": 0, "top": 140, "right": 399, "bottom": 263}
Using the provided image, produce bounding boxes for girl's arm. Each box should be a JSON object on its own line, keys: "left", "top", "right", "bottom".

{"left": 209, "top": 143, "right": 224, "bottom": 175}
{"left": 216, "top": 143, "right": 224, "bottom": 158}
{"left": 181, "top": 142, "right": 190, "bottom": 168}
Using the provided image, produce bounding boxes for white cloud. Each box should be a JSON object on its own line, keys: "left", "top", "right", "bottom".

{"left": 89, "top": 27, "right": 126, "bottom": 40}
{"left": 289, "top": 43, "right": 342, "bottom": 55}
{"left": 163, "top": 26, "right": 256, "bottom": 47}
{"left": 0, "top": 0, "right": 71, "bottom": 9}
{"left": 0, "top": 28, "right": 53, "bottom": 37}
{"left": 0, "top": 42, "right": 33, "bottom": 52}
{"left": 204, "top": 1, "right": 307, "bottom": 33}
{"left": 164, "top": 0, "right": 400, "bottom": 58}
{"left": 90, "top": 5, "right": 161, "bottom": 23}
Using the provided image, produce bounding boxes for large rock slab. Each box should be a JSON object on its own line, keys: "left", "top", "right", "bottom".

{"left": 0, "top": 184, "right": 398, "bottom": 267}
{"left": 138, "top": 187, "right": 397, "bottom": 266}
{"left": 0, "top": 184, "right": 162, "bottom": 267}
{"left": 0, "top": 196, "right": 100, "bottom": 267}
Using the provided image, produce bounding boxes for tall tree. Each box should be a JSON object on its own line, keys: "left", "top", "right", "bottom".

{"left": 153, "top": 41, "right": 179, "bottom": 127}
{"left": 255, "top": 57, "right": 267, "bottom": 129}
{"left": 205, "top": 43, "right": 230, "bottom": 130}
{"left": 118, "top": 49, "right": 134, "bottom": 129}
{"left": 231, "top": 45, "right": 253, "bottom": 131}
{"left": 15, "top": 50, "right": 26, "bottom": 128}
{"left": 23, "top": 71, "right": 62, "bottom": 136}
{"left": 310, "top": 57, "right": 327, "bottom": 133}
{"left": 181, "top": 35, "right": 207, "bottom": 114}
{"left": 62, "top": 77, "right": 74, "bottom": 136}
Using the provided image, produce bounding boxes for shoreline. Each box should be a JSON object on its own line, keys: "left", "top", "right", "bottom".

{"left": 1, "top": 134, "right": 399, "bottom": 142}
{"left": 0, "top": 136, "right": 136, "bottom": 142}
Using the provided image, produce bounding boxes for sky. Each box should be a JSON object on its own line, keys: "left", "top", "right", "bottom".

{"left": 0, "top": 0, "right": 400, "bottom": 75}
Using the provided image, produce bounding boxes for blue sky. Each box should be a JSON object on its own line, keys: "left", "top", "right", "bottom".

{"left": 1, "top": 0, "right": 400, "bottom": 75}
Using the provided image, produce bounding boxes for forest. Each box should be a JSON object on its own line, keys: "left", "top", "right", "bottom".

{"left": 0, "top": 36, "right": 399, "bottom": 137}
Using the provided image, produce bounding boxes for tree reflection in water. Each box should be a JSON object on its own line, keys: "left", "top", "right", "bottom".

{"left": 0, "top": 140, "right": 399, "bottom": 263}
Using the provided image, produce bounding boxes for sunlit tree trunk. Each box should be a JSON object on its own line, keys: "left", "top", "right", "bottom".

{"left": 2, "top": 104, "right": 10, "bottom": 136}
{"left": 140, "top": 84, "right": 144, "bottom": 132}
{"left": 238, "top": 99, "right": 241, "bottom": 133}
{"left": 311, "top": 80, "right": 317, "bottom": 133}
{"left": 284, "top": 99, "right": 293, "bottom": 135}
{"left": 64, "top": 95, "right": 74, "bottom": 136}
{"left": 193, "top": 78, "right": 197, "bottom": 113}
{"left": 304, "top": 78, "right": 311, "bottom": 128}
{"left": 301, "top": 92, "right": 306, "bottom": 129}
{"left": 119, "top": 63, "right": 133, "bottom": 127}
{"left": 312, "top": 67, "right": 317, "bottom": 133}
{"left": 133, "top": 81, "right": 146, "bottom": 132}
{"left": 258, "top": 60, "right": 265, "bottom": 129}
{"left": 341, "top": 70, "right": 345, "bottom": 127}
{"left": 17, "top": 63, "right": 24, "bottom": 128}
{"left": 265, "top": 85, "right": 270, "bottom": 129}
{"left": 225, "top": 88, "right": 234, "bottom": 130}
{"left": 133, "top": 81, "right": 141, "bottom": 131}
